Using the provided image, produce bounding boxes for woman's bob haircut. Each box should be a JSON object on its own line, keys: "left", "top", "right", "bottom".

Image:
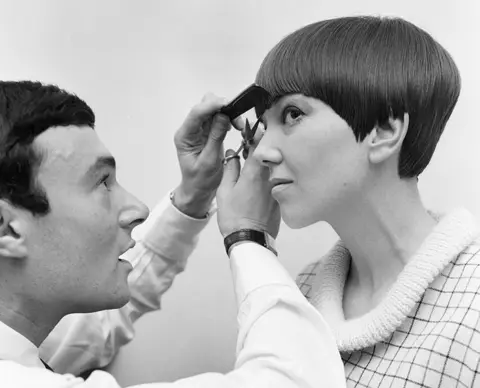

{"left": 256, "top": 16, "right": 461, "bottom": 178}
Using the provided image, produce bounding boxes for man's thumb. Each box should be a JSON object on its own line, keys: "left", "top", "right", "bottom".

{"left": 203, "top": 114, "right": 230, "bottom": 156}
{"left": 219, "top": 149, "right": 241, "bottom": 190}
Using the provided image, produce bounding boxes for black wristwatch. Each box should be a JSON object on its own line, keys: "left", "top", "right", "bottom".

{"left": 224, "top": 229, "right": 277, "bottom": 256}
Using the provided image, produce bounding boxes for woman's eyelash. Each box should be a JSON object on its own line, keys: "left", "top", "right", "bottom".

{"left": 282, "top": 106, "right": 304, "bottom": 123}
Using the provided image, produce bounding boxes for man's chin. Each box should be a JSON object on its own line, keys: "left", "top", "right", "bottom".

{"left": 86, "top": 285, "right": 131, "bottom": 313}
{"left": 114, "top": 259, "right": 133, "bottom": 303}
{"left": 95, "top": 292, "right": 130, "bottom": 313}
{"left": 112, "top": 281, "right": 132, "bottom": 308}
{"left": 110, "top": 293, "right": 130, "bottom": 309}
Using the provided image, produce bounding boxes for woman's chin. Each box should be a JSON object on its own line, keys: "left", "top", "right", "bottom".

{"left": 281, "top": 210, "right": 319, "bottom": 230}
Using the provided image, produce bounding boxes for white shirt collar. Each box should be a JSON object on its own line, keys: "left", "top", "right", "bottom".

{"left": 0, "top": 320, "right": 44, "bottom": 368}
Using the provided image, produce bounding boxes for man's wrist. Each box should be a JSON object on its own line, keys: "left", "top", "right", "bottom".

{"left": 220, "top": 222, "right": 267, "bottom": 239}
{"left": 224, "top": 229, "right": 277, "bottom": 257}
{"left": 171, "top": 186, "right": 214, "bottom": 219}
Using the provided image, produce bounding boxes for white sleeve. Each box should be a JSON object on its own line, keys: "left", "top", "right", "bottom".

{"left": 23, "top": 242, "right": 346, "bottom": 388}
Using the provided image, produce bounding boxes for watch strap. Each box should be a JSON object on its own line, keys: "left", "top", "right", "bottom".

{"left": 224, "top": 229, "right": 277, "bottom": 256}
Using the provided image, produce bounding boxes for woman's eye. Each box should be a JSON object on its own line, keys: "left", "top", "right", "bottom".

{"left": 283, "top": 107, "right": 304, "bottom": 125}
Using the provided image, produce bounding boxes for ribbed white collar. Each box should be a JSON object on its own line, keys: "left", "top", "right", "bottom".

{"left": 308, "top": 208, "right": 479, "bottom": 352}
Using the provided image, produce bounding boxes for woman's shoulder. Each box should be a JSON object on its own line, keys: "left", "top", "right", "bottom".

{"left": 410, "top": 238, "right": 480, "bottom": 379}
{"left": 423, "top": 237, "right": 480, "bottom": 316}
{"left": 444, "top": 237, "right": 480, "bottom": 284}
{"left": 295, "top": 239, "right": 349, "bottom": 300}
{"left": 454, "top": 237, "right": 480, "bottom": 266}
{"left": 295, "top": 258, "right": 325, "bottom": 300}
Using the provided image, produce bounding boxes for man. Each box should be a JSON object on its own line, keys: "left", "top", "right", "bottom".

{"left": 0, "top": 81, "right": 346, "bottom": 387}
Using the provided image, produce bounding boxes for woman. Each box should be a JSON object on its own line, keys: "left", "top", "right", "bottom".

{"left": 247, "top": 15, "right": 479, "bottom": 387}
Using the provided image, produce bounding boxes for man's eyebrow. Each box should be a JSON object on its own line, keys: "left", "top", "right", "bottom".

{"left": 85, "top": 156, "right": 116, "bottom": 177}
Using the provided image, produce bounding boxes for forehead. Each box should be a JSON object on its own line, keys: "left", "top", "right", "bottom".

{"left": 34, "top": 125, "right": 111, "bottom": 181}
{"left": 268, "top": 94, "right": 303, "bottom": 107}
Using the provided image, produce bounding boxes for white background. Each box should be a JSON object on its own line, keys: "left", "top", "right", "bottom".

{"left": 1, "top": 0, "right": 479, "bottom": 385}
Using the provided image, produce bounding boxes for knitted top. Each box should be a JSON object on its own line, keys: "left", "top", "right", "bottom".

{"left": 296, "top": 208, "right": 480, "bottom": 387}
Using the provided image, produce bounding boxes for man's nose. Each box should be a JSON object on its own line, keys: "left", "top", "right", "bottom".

{"left": 119, "top": 192, "right": 149, "bottom": 230}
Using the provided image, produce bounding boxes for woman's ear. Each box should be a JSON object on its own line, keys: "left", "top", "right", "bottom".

{"left": 0, "top": 200, "right": 28, "bottom": 259}
{"left": 367, "top": 112, "right": 409, "bottom": 165}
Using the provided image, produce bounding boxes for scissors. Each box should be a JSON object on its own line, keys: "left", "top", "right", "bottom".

{"left": 219, "top": 84, "right": 271, "bottom": 163}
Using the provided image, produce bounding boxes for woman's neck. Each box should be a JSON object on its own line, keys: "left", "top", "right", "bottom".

{"left": 330, "top": 178, "right": 437, "bottom": 300}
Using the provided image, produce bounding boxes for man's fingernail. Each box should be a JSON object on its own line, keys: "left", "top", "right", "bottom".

{"left": 215, "top": 114, "right": 230, "bottom": 126}
{"left": 223, "top": 155, "right": 239, "bottom": 165}
{"left": 223, "top": 150, "right": 240, "bottom": 165}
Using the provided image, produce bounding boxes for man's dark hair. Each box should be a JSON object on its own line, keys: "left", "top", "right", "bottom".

{"left": 255, "top": 16, "right": 461, "bottom": 178}
{"left": 0, "top": 81, "right": 95, "bottom": 215}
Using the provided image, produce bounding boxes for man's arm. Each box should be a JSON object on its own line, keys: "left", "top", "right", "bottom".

{"left": 39, "top": 192, "right": 215, "bottom": 375}
{"left": 109, "top": 242, "right": 346, "bottom": 387}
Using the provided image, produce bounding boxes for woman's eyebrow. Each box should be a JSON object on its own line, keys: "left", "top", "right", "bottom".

{"left": 261, "top": 94, "right": 308, "bottom": 124}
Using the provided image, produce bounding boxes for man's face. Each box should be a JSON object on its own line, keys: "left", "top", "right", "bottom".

{"left": 23, "top": 125, "right": 149, "bottom": 315}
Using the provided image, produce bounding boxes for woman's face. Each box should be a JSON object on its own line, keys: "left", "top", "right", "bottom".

{"left": 253, "top": 94, "right": 369, "bottom": 229}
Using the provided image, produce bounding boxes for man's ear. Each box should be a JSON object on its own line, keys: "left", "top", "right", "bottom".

{"left": 0, "top": 200, "right": 28, "bottom": 259}
{"left": 367, "top": 112, "right": 409, "bottom": 165}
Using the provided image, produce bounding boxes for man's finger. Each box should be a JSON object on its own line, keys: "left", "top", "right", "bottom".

{"left": 231, "top": 116, "right": 244, "bottom": 131}
{"left": 219, "top": 149, "right": 241, "bottom": 191}
{"left": 177, "top": 95, "right": 228, "bottom": 140}
{"left": 201, "top": 114, "right": 231, "bottom": 157}
{"left": 248, "top": 124, "right": 266, "bottom": 154}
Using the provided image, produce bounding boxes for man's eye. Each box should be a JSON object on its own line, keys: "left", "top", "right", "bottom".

{"left": 98, "top": 174, "right": 111, "bottom": 189}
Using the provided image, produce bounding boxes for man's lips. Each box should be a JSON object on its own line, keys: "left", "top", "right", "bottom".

{"left": 120, "top": 239, "right": 136, "bottom": 256}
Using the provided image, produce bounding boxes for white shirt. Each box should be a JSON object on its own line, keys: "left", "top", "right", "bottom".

{"left": 0, "top": 193, "right": 346, "bottom": 387}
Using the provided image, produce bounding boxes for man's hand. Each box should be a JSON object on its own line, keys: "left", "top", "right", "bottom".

{"left": 216, "top": 149, "right": 281, "bottom": 239}
{"left": 173, "top": 93, "right": 233, "bottom": 218}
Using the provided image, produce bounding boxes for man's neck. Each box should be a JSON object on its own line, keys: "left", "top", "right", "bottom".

{"left": 0, "top": 297, "right": 60, "bottom": 348}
